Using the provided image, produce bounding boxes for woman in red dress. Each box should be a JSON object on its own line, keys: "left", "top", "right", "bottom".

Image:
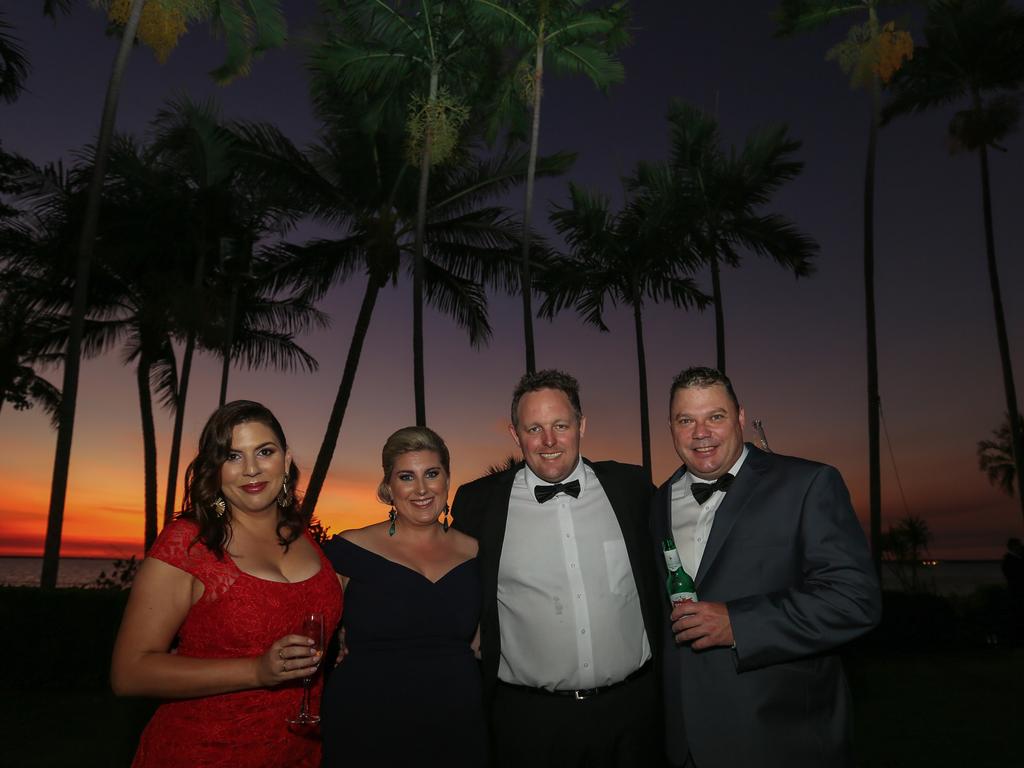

{"left": 111, "top": 401, "right": 343, "bottom": 767}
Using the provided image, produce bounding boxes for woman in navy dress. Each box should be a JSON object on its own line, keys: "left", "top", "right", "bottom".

{"left": 321, "top": 426, "right": 485, "bottom": 767}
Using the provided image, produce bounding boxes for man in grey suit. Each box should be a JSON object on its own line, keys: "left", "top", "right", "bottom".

{"left": 652, "top": 367, "right": 881, "bottom": 768}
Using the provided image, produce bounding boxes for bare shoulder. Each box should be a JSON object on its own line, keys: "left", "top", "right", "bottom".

{"left": 446, "top": 528, "right": 479, "bottom": 558}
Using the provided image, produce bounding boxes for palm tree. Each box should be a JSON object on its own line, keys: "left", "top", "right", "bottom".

{"left": 467, "top": 0, "right": 629, "bottom": 374}
{"left": 75, "top": 133, "right": 315, "bottom": 549}
{"left": 241, "top": 97, "right": 555, "bottom": 514}
{"left": 145, "top": 96, "right": 312, "bottom": 524}
{"left": 211, "top": 261, "right": 325, "bottom": 399}
{"left": 541, "top": 181, "right": 709, "bottom": 481}
{"left": 0, "top": 12, "right": 30, "bottom": 103}
{"left": 41, "top": 0, "right": 288, "bottom": 587}
{"left": 314, "top": 0, "right": 491, "bottom": 426}
{"left": 978, "top": 414, "right": 1023, "bottom": 497}
{"left": 883, "top": 0, "right": 1024, "bottom": 524}
{"left": 882, "top": 514, "right": 933, "bottom": 592}
{"left": 775, "top": 1, "right": 914, "bottom": 576}
{"left": 0, "top": 159, "right": 79, "bottom": 426}
{"left": 0, "top": 276, "right": 62, "bottom": 424}
{"left": 648, "top": 101, "right": 818, "bottom": 374}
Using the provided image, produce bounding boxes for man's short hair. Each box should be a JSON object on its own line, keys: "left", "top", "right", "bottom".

{"left": 510, "top": 369, "right": 583, "bottom": 426}
{"left": 669, "top": 366, "right": 740, "bottom": 411}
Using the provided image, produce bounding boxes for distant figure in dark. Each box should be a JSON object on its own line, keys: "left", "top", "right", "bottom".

{"left": 1003, "top": 537, "right": 1024, "bottom": 644}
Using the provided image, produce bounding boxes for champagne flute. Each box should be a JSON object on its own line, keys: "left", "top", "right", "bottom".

{"left": 286, "top": 612, "right": 325, "bottom": 725}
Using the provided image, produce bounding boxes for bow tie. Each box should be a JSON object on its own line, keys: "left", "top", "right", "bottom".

{"left": 534, "top": 479, "right": 581, "bottom": 504}
{"left": 690, "top": 473, "right": 734, "bottom": 505}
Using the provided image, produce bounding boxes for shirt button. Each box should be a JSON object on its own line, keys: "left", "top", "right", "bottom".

{"left": 697, "top": 537, "right": 702, "bottom": 543}
{"left": 580, "top": 628, "right": 586, "bottom": 635}
{"left": 570, "top": 563, "right": 576, "bottom": 569}
{"left": 583, "top": 662, "right": 590, "bottom": 669}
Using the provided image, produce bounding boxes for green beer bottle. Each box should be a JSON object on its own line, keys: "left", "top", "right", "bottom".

{"left": 662, "top": 538, "right": 698, "bottom": 605}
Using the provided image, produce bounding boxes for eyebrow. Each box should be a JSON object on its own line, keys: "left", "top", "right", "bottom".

{"left": 673, "top": 408, "right": 728, "bottom": 418}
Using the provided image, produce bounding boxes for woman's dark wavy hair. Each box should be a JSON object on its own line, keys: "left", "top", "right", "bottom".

{"left": 179, "top": 400, "right": 306, "bottom": 558}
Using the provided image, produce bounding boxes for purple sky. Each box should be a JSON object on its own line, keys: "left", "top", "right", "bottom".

{"left": 2, "top": 1, "right": 1023, "bottom": 559}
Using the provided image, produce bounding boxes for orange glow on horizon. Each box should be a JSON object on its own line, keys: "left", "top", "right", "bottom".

{"left": 0, "top": 473, "right": 386, "bottom": 558}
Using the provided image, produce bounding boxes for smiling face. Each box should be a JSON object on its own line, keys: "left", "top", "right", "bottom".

{"left": 388, "top": 450, "right": 450, "bottom": 527}
{"left": 669, "top": 383, "right": 745, "bottom": 481}
{"left": 509, "top": 387, "right": 586, "bottom": 484}
{"left": 219, "top": 421, "right": 292, "bottom": 517}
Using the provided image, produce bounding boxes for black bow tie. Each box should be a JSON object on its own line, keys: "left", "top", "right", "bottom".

{"left": 534, "top": 479, "right": 581, "bottom": 504}
{"left": 690, "top": 473, "right": 735, "bottom": 505}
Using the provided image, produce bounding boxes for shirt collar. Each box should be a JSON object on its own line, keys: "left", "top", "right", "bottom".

{"left": 523, "top": 457, "right": 587, "bottom": 497}
{"left": 674, "top": 444, "right": 750, "bottom": 489}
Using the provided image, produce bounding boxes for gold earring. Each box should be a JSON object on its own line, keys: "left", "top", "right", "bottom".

{"left": 277, "top": 474, "right": 293, "bottom": 508}
{"left": 213, "top": 495, "right": 227, "bottom": 518}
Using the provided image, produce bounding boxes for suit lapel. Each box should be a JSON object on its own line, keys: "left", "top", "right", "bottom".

{"left": 480, "top": 467, "right": 517, "bottom": 603}
{"left": 695, "top": 444, "right": 770, "bottom": 587}
{"left": 658, "top": 466, "right": 687, "bottom": 544}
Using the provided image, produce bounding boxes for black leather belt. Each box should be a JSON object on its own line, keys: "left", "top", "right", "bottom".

{"left": 498, "top": 659, "right": 651, "bottom": 701}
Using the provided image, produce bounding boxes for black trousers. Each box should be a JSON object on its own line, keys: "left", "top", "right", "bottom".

{"left": 490, "top": 666, "right": 666, "bottom": 768}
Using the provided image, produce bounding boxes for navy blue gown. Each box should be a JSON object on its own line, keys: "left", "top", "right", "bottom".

{"left": 321, "top": 536, "right": 486, "bottom": 767}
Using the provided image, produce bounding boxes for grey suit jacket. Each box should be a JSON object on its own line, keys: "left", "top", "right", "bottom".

{"left": 651, "top": 445, "right": 881, "bottom": 768}
{"left": 452, "top": 458, "right": 661, "bottom": 703}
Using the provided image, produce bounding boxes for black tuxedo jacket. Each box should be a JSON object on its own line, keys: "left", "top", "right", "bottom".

{"left": 452, "top": 458, "right": 661, "bottom": 701}
{"left": 651, "top": 444, "right": 881, "bottom": 768}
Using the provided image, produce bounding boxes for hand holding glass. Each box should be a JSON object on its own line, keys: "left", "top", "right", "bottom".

{"left": 286, "top": 612, "right": 324, "bottom": 725}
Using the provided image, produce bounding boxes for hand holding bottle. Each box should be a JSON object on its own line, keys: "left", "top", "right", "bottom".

{"left": 670, "top": 600, "right": 734, "bottom": 650}
{"left": 662, "top": 538, "right": 698, "bottom": 605}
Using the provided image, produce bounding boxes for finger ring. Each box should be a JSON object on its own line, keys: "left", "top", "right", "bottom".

{"left": 278, "top": 648, "right": 285, "bottom": 660}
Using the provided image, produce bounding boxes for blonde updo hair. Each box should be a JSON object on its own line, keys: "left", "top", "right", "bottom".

{"left": 377, "top": 426, "right": 452, "bottom": 505}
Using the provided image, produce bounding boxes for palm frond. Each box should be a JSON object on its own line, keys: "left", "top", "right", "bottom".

{"left": 420, "top": 259, "right": 492, "bottom": 347}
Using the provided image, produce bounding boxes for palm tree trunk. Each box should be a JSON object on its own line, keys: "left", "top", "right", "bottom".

{"left": 632, "top": 299, "right": 652, "bottom": 483}
{"left": 163, "top": 331, "right": 194, "bottom": 525}
{"left": 219, "top": 285, "right": 239, "bottom": 406}
{"left": 40, "top": 0, "right": 146, "bottom": 589}
{"left": 865, "top": 81, "right": 882, "bottom": 577}
{"left": 412, "top": 67, "right": 439, "bottom": 428}
{"left": 520, "top": 33, "right": 545, "bottom": 375}
{"left": 304, "top": 277, "right": 381, "bottom": 516}
{"left": 710, "top": 254, "right": 726, "bottom": 374}
{"left": 137, "top": 349, "right": 159, "bottom": 551}
{"left": 975, "top": 106, "right": 1024, "bottom": 523}
{"left": 165, "top": 239, "right": 207, "bottom": 525}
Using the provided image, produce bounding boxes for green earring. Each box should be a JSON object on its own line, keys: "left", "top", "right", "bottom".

{"left": 388, "top": 507, "right": 397, "bottom": 537}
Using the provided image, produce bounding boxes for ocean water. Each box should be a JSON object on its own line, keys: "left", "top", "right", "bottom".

{"left": 0, "top": 556, "right": 1007, "bottom": 595}
{"left": 0, "top": 557, "right": 132, "bottom": 588}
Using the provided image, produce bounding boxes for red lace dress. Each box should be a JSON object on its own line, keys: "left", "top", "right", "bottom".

{"left": 131, "top": 519, "right": 343, "bottom": 768}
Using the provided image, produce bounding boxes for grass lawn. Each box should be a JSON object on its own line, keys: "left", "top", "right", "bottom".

{"left": 849, "top": 648, "right": 1021, "bottom": 768}
{"left": 1, "top": 649, "right": 1017, "bottom": 766}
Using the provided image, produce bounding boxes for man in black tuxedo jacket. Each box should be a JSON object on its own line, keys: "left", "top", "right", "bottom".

{"left": 452, "top": 370, "right": 664, "bottom": 767}
{"left": 653, "top": 367, "right": 881, "bottom": 768}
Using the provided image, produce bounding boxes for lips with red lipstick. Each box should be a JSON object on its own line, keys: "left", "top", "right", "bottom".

{"left": 240, "top": 481, "right": 269, "bottom": 494}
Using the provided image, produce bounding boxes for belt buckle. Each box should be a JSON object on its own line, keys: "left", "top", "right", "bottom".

{"left": 573, "top": 688, "right": 594, "bottom": 701}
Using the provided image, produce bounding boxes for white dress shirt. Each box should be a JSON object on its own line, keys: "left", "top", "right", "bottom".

{"left": 496, "top": 459, "right": 651, "bottom": 690}
{"left": 670, "top": 446, "right": 750, "bottom": 580}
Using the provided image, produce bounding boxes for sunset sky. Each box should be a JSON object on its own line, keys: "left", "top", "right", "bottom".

{"left": 1, "top": 1, "right": 1022, "bottom": 564}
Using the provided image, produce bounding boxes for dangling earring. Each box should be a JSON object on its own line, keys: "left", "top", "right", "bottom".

{"left": 277, "top": 474, "right": 293, "bottom": 508}
{"left": 441, "top": 503, "right": 450, "bottom": 533}
{"left": 388, "top": 507, "right": 397, "bottom": 537}
{"left": 212, "top": 495, "right": 227, "bottom": 518}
